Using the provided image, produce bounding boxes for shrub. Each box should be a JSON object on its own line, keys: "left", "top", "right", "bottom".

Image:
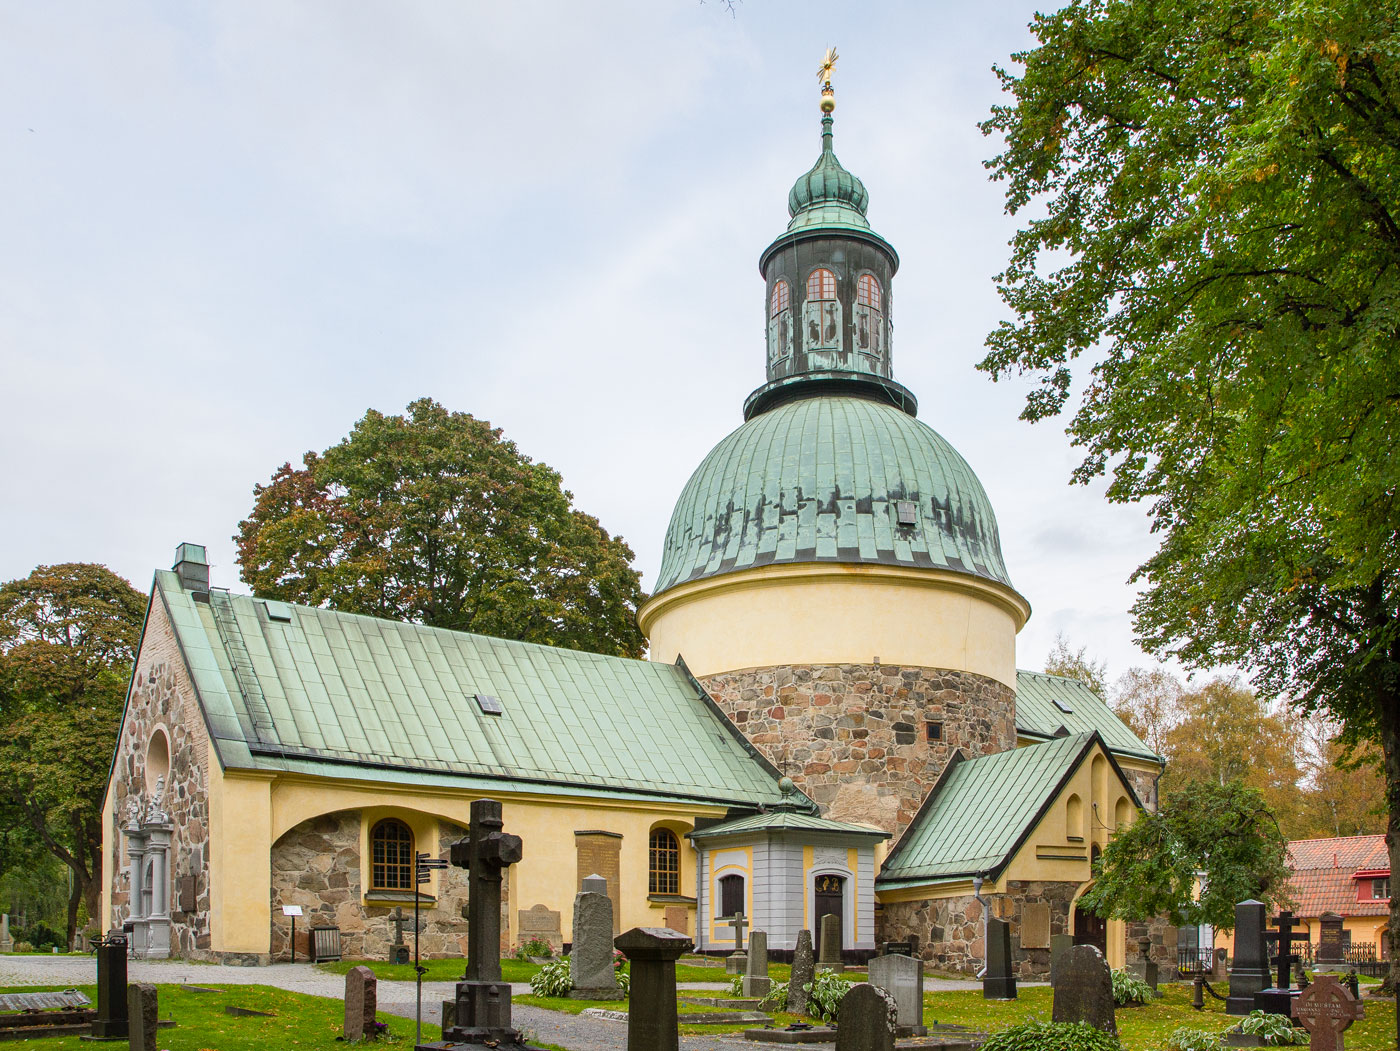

{"left": 1238, "top": 1010, "right": 1308, "bottom": 1045}
{"left": 1109, "top": 969, "right": 1153, "bottom": 1006}
{"left": 13, "top": 941, "right": 34, "bottom": 953}
{"left": 17, "top": 923, "right": 64, "bottom": 951}
{"left": 529, "top": 957, "right": 572, "bottom": 997}
{"left": 759, "top": 980, "right": 789, "bottom": 1012}
{"left": 1167, "top": 1026, "right": 1225, "bottom": 1051}
{"left": 982, "top": 1020, "right": 1123, "bottom": 1051}
{"left": 729, "top": 973, "right": 744, "bottom": 997}
{"left": 616, "top": 970, "right": 630, "bottom": 997}
{"left": 516, "top": 938, "right": 552, "bottom": 959}
{"left": 804, "top": 969, "right": 851, "bottom": 1023}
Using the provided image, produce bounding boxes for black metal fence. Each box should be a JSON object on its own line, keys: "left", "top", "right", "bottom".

{"left": 1177, "top": 947, "right": 1215, "bottom": 975}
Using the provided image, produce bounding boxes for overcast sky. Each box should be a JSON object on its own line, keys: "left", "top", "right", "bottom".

{"left": 0, "top": 1, "right": 1196, "bottom": 685}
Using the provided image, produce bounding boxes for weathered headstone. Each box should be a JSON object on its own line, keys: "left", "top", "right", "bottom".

{"left": 0, "top": 914, "right": 11, "bottom": 953}
{"left": 1051, "top": 944, "right": 1116, "bottom": 1036}
{"left": 1227, "top": 900, "right": 1271, "bottom": 1016}
{"left": 1256, "top": 910, "right": 1307, "bottom": 1017}
{"left": 789, "top": 929, "right": 815, "bottom": 1016}
{"left": 725, "top": 912, "right": 749, "bottom": 975}
{"left": 1292, "top": 974, "right": 1364, "bottom": 1051}
{"left": 421, "top": 797, "right": 540, "bottom": 1051}
{"left": 344, "top": 965, "right": 377, "bottom": 1042}
{"left": 1317, "top": 913, "right": 1346, "bottom": 966}
{"left": 615, "top": 927, "right": 692, "bottom": 1051}
{"left": 518, "top": 903, "right": 563, "bottom": 955}
{"left": 868, "top": 952, "right": 925, "bottom": 1034}
{"left": 126, "top": 984, "right": 158, "bottom": 1051}
{"left": 570, "top": 875, "right": 622, "bottom": 1000}
{"left": 742, "top": 929, "right": 771, "bottom": 999}
{"left": 983, "top": 917, "right": 1017, "bottom": 1000}
{"left": 91, "top": 932, "right": 130, "bottom": 1039}
{"left": 834, "top": 983, "right": 897, "bottom": 1051}
{"left": 1127, "top": 935, "right": 1159, "bottom": 991}
{"left": 818, "top": 913, "right": 844, "bottom": 973}
{"left": 1049, "top": 932, "right": 1074, "bottom": 983}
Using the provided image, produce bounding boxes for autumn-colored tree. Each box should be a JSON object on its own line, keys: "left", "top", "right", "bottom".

{"left": 1110, "top": 666, "right": 1183, "bottom": 757}
{"left": 1294, "top": 716, "right": 1386, "bottom": 839}
{"left": 0, "top": 564, "right": 147, "bottom": 944}
{"left": 236, "top": 398, "right": 647, "bottom": 658}
{"left": 1043, "top": 632, "right": 1109, "bottom": 695}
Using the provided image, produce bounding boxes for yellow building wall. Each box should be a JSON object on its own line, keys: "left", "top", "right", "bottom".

{"left": 639, "top": 563, "right": 1028, "bottom": 688}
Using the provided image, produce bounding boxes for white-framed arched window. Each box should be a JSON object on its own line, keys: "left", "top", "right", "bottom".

{"left": 768, "top": 279, "right": 793, "bottom": 365}
{"left": 854, "top": 273, "right": 884, "bottom": 356}
{"left": 804, "top": 268, "right": 842, "bottom": 353}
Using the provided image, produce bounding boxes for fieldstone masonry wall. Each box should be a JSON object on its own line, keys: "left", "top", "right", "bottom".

{"left": 270, "top": 813, "right": 478, "bottom": 959}
{"left": 108, "top": 600, "right": 212, "bottom": 957}
{"left": 879, "top": 893, "right": 985, "bottom": 974}
{"left": 702, "top": 664, "right": 1015, "bottom": 834}
{"left": 1121, "top": 769, "right": 1159, "bottom": 812}
{"left": 1002, "top": 881, "right": 1078, "bottom": 977}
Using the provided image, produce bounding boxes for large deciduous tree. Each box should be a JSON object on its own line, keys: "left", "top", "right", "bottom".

{"left": 981, "top": 0, "right": 1400, "bottom": 983}
{"left": 236, "top": 398, "right": 647, "bottom": 658}
{"left": 0, "top": 564, "right": 147, "bottom": 944}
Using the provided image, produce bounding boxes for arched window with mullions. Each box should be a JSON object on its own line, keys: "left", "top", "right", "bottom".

{"left": 803, "top": 268, "right": 842, "bottom": 354}
{"left": 649, "top": 828, "right": 681, "bottom": 894}
{"left": 371, "top": 818, "right": 414, "bottom": 891}
{"left": 768, "top": 280, "right": 793, "bottom": 366}
{"left": 854, "top": 273, "right": 884, "bottom": 358}
{"left": 718, "top": 873, "right": 745, "bottom": 918}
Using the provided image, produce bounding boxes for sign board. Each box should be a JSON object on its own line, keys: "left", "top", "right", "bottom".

{"left": 282, "top": 905, "right": 304, "bottom": 917}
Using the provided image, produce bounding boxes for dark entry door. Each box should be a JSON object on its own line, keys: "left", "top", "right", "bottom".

{"left": 1073, "top": 902, "right": 1107, "bottom": 953}
{"left": 815, "top": 874, "right": 845, "bottom": 961}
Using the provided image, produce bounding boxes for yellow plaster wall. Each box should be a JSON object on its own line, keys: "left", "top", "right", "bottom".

{"left": 1213, "top": 915, "right": 1390, "bottom": 955}
{"left": 708, "top": 846, "right": 753, "bottom": 942}
{"left": 639, "top": 563, "right": 1027, "bottom": 688}
{"left": 99, "top": 783, "right": 116, "bottom": 932}
{"left": 209, "top": 770, "right": 273, "bottom": 953}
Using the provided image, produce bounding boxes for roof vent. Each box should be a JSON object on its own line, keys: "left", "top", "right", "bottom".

{"left": 475, "top": 694, "right": 504, "bottom": 716}
{"left": 1053, "top": 698, "right": 1074, "bottom": 714}
{"left": 172, "top": 542, "right": 209, "bottom": 593}
{"left": 895, "top": 500, "right": 917, "bottom": 527}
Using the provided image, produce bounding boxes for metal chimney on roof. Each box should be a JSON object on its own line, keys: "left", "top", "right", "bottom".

{"left": 172, "top": 543, "right": 209, "bottom": 593}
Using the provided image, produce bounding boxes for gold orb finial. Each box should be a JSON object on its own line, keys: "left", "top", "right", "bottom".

{"left": 818, "top": 47, "right": 838, "bottom": 112}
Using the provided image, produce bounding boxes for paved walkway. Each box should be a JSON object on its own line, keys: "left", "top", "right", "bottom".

{"left": 0, "top": 954, "right": 1001, "bottom": 1050}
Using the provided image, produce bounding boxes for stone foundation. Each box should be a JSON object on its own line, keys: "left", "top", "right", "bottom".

{"left": 1001, "top": 880, "right": 1078, "bottom": 977}
{"left": 702, "top": 664, "right": 1016, "bottom": 835}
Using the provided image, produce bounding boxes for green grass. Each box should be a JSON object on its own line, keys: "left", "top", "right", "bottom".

{"left": 316, "top": 957, "right": 541, "bottom": 983}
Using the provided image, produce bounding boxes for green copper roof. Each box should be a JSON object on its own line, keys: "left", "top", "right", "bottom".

{"left": 689, "top": 811, "right": 891, "bottom": 840}
{"left": 877, "top": 734, "right": 1100, "bottom": 887}
{"left": 1014, "top": 670, "right": 1160, "bottom": 762}
{"left": 150, "top": 572, "right": 799, "bottom": 810}
{"left": 786, "top": 114, "right": 870, "bottom": 234}
{"left": 654, "top": 395, "right": 1016, "bottom": 595}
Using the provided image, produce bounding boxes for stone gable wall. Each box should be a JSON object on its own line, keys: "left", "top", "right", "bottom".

{"left": 702, "top": 664, "right": 1015, "bottom": 835}
{"left": 108, "top": 597, "right": 213, "bottom": 957}
{"left": 1121, "top": 768, "right": 1159, "bottom": 813}
{"left": 270, "top": 812, "right": 483, "bottom": 959}
{"left": 1001, "top": 880, "right": 1079, "bottom": 977}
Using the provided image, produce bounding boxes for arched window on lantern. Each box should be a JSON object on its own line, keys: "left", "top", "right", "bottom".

{"left": 854, "top": 273, "right": 884, "bottom": 359}
{"left": 803, "top": 268, "right": 842, "bottom": 354}
{"left": 649, "top": 828, "right": 681, "bottom": 895}
{"left": 768, "top": 280, "right": 793, "bottom": 367}
{"left": 718, "top": 873, "right": 745, "bottom": 918}
{"left": 371, "top": 818, "right": 414, "bottom": 892}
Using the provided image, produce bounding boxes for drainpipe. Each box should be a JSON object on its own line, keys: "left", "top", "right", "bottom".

{"left": 973, "top": 873, "right": 990, "bottom": 979}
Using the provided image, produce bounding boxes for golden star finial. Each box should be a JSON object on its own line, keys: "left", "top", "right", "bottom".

{"left": 817, "top": 47, "right": 839, "bottom": 88}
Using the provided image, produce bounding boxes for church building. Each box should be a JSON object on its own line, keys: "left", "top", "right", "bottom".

{"left": 100, "top": 78, "right": 1166, "bottom": 976}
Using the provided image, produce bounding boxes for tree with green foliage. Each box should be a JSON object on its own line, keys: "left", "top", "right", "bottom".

{"left": 0, "top": 563, "right": 147, "bottom": 944}
{"left": 236, "top": 398, "right": 647, "bottom": 658}
{"left": 1044, "top": 632, "right": 1109, "bottom": 695}
{"left": 981, "top": 0, "right": 1400, "bottom": 983}
{"left": 1078, "top": 779, "right": 1291, "bottom": 932}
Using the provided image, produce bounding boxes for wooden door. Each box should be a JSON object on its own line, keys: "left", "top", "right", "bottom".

{"left": 1073, "top": 902, "right": 1107, "bottom": 953}
{"left": 814, "top": 874, "right": 845, "bottom": 960}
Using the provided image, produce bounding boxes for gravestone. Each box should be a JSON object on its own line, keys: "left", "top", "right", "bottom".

{"left": 390, "top": 907, "right": 411, "bottom": 966}
{"left": 615, "top": 927, "right": 692, "bottom": 1051}
{"left": 819, "top": 913, "right": 844, "bottom": 973}
{"left": 343, "top": 965, "right": 377, "bottom": 1042}
{"left": 1292, "top": 974, "right": 1364, "bottom": 1051}
{"left": 868, "top": 952, "right": 925, "bottom": 1034}
{"left": 834, "top": 983, "right": 897, "bottom": 1051}
{"left": 983, "top": 917, "right": 1017, "bottom": 999}
{"left": 1317, "top": 913, "right": 1346, "bottom": 966}
{"left": 1127, "top": 935, "right": 1159, "bottom": 991}
{"left": 421, "top": 798, "right": 540, "bottom": 1051}
{"left": 743, "top": 929, "right": 772, "bottom": 999}
{"left": 518, "top": 903, "right": 563, "bottom": 955}
{"left": 570, "top": 875, "right": 622, "bottom": 1000}
{"left": 1227, "top": 900, "right": 1271, "bottom": 1015}
{"left": 126, "top": 984, "right": 158, "bottom": 1051}
{"left": 1049, "top": 933, "right": 1074, "bottom": 983}
{"left": 789, "top": 929, "right": 815, "bottom": 1016}
{"left": 726, "top": 912, "right": 749, "bottom": 975}
{"left": 0, "top": 914, "right": 11, "bottom": 953}
{"left": 90, "top": 932, "right": 130, "bottom": 1039}
{"left": 1051, "top": 944, "right": 1116, "bottom": 1036}
{"left": 1256, "top": 910, "right": 1307, "bottom": 1017}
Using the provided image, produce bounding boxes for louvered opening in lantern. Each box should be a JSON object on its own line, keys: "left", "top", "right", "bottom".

{"left": 895, "top": 500, "right": 917, "bottom": 527}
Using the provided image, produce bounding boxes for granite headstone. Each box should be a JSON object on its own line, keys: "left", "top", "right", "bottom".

{"left": 0, "top": 914, "right": 11, "bottom": 953}
{"left": 834, "top": 983, "right": 897, "bottom": 1051}
{"left": 818, "top": 913, "right": 844, "bottom": 973}
{"left": 1292, "top": 975, "right": 1364, "bottom": 1051}
{"left": 742, "top": 929, "right": 772, "bottom": 999}
{"left": 1317, "top": 914, "right": 1345, "bottom": 966}
{"left": 1051, "top": 944, "right": 1117, "bottom": 1036}
{"left": 127, "top": 984, "right": 158, "bottom": 1051}
{"left": 983, "top": 917, "right": 1017, "bottom": 999}
{"left": 868, "top": 952, "right": 925, "bottom": 1034}
{"left": 1127, "top": 936, "right": 1159, "bottom": 991}
{"left": 570, "top": 875, "right": 622, "bottom": 999}
{"left": 725, "top": 913, "right": 749, "bottom": 975}
{"left": 789, "top": 929, "right": 815, "bottom": 1016}
{"left": 1227, "top": 900, "right": 1271, "bottom": 1016}
{"left": 91, "top": 932, "right": 130, "bottom": 1039}
{"left": 1049, "top": 933, "right": 1074, "bottom": 984}
{"left": 343, "top": 965, "right": 377, "bottom": 1042}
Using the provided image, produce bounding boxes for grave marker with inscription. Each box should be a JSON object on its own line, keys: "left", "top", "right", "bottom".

{"left": 343, "top": 966, "right": 377, "bottom": 1042}
{"left": 1292, "top": 974, "right": 1363, "bottom": 1051}
{"left": 1317, "top": 913, "right": 1346, "bottom": 966}
{"left": 868, "top": 952, "right": 925, "bottom": 1034}
{"left": 1051, "top": 944, "right": 1116, "bottom": 1036}
{"left": 517, "top": 903, "right": 562, "bottom": 955}
{"left": 789, "top": 929, "right": 815, "bottom": 1016}
{"left": 570, "top": 875, "right": 622, "bottom": 1000}
{"left": 742, "top": 929, "right": 771, "bottom": 999}
{"left": 833, "top": 983, "right": 898, "bottom": 1051}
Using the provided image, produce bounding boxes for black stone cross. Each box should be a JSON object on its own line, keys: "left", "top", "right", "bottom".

{"left": 1273, "top": 911, "right": 1308, "bottom": 989}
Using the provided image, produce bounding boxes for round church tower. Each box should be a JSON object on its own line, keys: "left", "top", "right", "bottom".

{"left": 638, "top": 89, "right": 1030, "bottom": 836}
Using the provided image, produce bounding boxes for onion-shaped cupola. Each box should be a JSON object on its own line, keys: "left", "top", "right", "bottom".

{"left": 749, "top": 67, "right": 912, "bottom": 422}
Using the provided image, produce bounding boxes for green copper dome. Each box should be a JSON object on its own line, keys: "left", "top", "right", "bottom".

{"left": 654, "top": 396, "right": 1015, "bottom": 595}
{"left": 784, "top": 114, "right": 875, "bottom": 236}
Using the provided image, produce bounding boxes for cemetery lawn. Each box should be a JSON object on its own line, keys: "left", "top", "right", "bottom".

{"left": 513, "top": 992, "right": 813, "bottom": 1034}
{"left": 922, "top": 982, "right": 1397, "bottom": 1051}
{"left": 317, "top": 955, "right": 854, "bottom": 985}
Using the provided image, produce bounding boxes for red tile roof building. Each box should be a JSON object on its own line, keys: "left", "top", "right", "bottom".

{"left": 1287, "top": 835, "right": 1390, "bottom": 957}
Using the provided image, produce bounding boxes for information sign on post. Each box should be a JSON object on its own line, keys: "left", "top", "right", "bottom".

{"left": 282, "top": 904, "right": 304, "bottom": 962}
